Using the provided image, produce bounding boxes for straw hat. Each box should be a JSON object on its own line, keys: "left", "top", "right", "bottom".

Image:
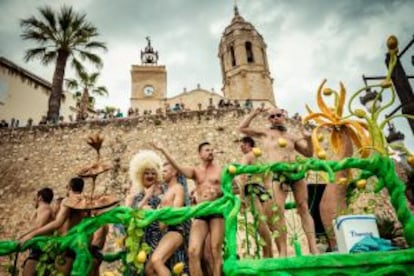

{"left": 63, "top": 194, "right": 119, "bottom": 210}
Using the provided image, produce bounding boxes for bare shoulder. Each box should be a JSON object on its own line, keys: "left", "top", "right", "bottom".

{"left": 173, "top": 184, "right": 185, "bottom": 194}
{"left": 39, "top": 204, "right": 53, "bottom": 214}
{"left": 247, "top": 152, "right": 256, "bottom": 164}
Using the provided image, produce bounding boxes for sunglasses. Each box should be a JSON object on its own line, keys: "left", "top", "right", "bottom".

{"left": 269, "top": 113, "right": 283, "bottom": 119}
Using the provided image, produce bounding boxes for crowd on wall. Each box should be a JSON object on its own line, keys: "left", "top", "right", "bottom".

{"left": 0, "top": 98, "right": 298, "bottom": 129}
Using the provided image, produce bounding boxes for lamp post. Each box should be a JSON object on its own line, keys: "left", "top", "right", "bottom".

{"left": 386, "top": 122, "right": 405, "bottom": 145}
{"left": 360, "top": 83, "right": 382, "bottom": 113}
{"left": 361, "top": 35, "right": 414, "bottom": 134}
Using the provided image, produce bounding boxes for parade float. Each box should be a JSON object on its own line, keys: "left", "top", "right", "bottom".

{"left": 0, "top": 37, "right": 414, "bottom": 276}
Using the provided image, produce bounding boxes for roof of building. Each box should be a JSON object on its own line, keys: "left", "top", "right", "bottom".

{"left": 167, "top": 87, "right": 224, "bottom": 101}
{"left": 0, "top": 56, "right": 52, "bottom": 90}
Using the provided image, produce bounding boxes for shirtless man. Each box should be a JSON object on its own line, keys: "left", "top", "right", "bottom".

{"left": 21, "top": 188, "right": 54, "bottom": 276}
{"left": 20, "top": 177, "right": 87, "bottom": 275}
{"left": 239, "top": 107, "right": 319, "bottom": 256}
{"left": 237, "top": 136, "right": 273, "bottom": 257}
{"left": 152, "top": 141, "right": 223, "bottom": 276}
{"left": 146, "top": 162, "right": 185, "bottom": 276}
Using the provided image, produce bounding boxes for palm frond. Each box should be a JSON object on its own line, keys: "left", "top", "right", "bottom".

{"left": 39, "top": 6, "right": 57, "bottom": 33}
{"left": 92, "top": 86, "right": 108, "bottom": 96}
{"left": 71, "top": 58, "right": 85, "bottom": 75}
{"left": 65, "top": 78, "right": 79, "bottom": 90}
{"left": 20, "top": 29, "right": 49, "bottom": 44}
{"left": 23, "top": 47, "right": 47, "bottom": 62}
{"left": 84, "top": 41, "right": 107, "bottom": 51}
{"left": 42, "top": 51, "right": 57, "bottom": 65}
{"left": 89, "top": 72, "right": 100, "bottom": 83}
{"left": 77, "top": 68, "right": 89, "bottom": 83}
{"left": 75, "top": 50, "right": 103, "bottom": 68}
{"left": 58, "top": 6, "right": 75, "bottom": 34}
{"left": 21, "top": 12, "right": 57, "bottom": 43}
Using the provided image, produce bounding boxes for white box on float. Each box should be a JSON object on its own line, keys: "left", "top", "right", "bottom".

{"left": 333, "top": 214, "right": 379, "bottom": 253}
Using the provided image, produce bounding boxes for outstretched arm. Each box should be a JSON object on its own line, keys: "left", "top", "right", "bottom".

{"left": 294, "top": 127, "right": 313, "bottom": 157}
{"left": 18, "top": 208, "right": 53, "bottom": 239}
{"left": 151, "top": 141, "right": 195, "bottom": 179}
{"left": 20, "top": 205, "right": 70, "bottom": 243}
{"left": 239, "top": 107, "right": 268, "bottom": 137}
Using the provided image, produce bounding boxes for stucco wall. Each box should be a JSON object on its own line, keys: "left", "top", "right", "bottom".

{"left": 0, "top": 64, "right": 76, "bottom": 125}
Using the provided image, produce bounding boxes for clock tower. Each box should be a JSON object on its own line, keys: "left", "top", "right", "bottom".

{"left": 130, "top": 37, "right": 167, "bottom": 112}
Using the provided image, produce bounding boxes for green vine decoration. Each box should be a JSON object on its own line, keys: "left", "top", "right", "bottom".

{"left": 125, "top": 209, "right": 151, "bottom": 274}
{"left": 0, "top": 155, "right": 413, "bottom": 275}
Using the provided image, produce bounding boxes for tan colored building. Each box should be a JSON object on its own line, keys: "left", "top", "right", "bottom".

{"left": 164, "top": 85, "right": 224, "bottom": 111}
{"left": 130, "top": 5, "right": 276, "bottom": 112}
{"left": 0, "top": 57, "right": 76, "bottom": 126}
{"left": 130, "top": 37, "right": 167, "bottom": 112}
{"left": 219, "top": 6, "right": 275, "bottom": 105}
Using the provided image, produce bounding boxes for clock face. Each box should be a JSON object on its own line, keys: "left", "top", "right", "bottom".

{"left": 143, "top": 85, "right": 155, "bottom": 96}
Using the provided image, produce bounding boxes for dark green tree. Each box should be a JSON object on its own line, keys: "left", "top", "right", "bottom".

{"left": 20, "top": 5, "right": 106, "bottom": 122}
{"left": 66, "top": 69, "right": 108, "bottom": 121}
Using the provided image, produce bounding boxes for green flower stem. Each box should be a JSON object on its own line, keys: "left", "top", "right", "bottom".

{"left": 374, "top": 86, "right": 395, "bottom": 119}
{"left": 380, "top": 114, "right": 414, "bottom": 131}
{"left": 243, "top": 205, "right": 251, "bottom": 256}
{"left": 347, "top": 84, "right": 382, "bottom": 115}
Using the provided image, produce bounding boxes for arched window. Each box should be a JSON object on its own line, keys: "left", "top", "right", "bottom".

{"left": 230, "top": 45, "right": 236, "bottom": 66}
{"left": 245, "top": 41, "right": 254, "bottom": 63}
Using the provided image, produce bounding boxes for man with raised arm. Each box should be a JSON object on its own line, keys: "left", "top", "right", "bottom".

{"left": 239, "top": 107, "right": 319, "bottom": 256}
{"left": 151, "top": 141, "right": 223, "bottom": 276}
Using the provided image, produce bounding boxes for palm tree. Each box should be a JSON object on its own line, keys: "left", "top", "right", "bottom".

{"left": 66, "top": 69, "right": 108, "bottom": 121}
{"left": 20, "top": 5, "right": 106, "bottom": 122}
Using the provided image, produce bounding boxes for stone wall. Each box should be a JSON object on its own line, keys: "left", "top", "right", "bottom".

{"left": 0, "top": 108, "right": 275, "bottom": 239}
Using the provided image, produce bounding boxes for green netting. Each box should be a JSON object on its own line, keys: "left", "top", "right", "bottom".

{"left": 1, "top": 154, "right": 413, "bottom": 275}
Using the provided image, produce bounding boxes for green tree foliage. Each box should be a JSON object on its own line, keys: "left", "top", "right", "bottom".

{"left": 20, "top": 5, "right": 106, "bottom": 122}
{"left": 66, "top": 69, "right": 108, "bottom": 121}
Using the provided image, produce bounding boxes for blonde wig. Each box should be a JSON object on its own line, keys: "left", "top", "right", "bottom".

{"left": 128, "top": 150, "right": 163, "bottom": 193}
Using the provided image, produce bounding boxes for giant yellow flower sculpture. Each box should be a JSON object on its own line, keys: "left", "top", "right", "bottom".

{"left": 304, "top": 79, "right": 370, "bottom": 158}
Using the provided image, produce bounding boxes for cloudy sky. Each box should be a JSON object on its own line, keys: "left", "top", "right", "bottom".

{"left": 0, "top": 0, "right": 413, "bottom": 149}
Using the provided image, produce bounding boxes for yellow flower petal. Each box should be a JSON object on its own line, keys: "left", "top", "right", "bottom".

{"left": 317, "top": 79, "right": 335, "bottom": 118}
{"left": 336, "top": 82, "right": 346, "bottom": 118}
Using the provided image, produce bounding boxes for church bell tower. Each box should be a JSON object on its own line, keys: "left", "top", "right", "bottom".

{"left": 218, "top": 5, "right": 275, "bottom": 105}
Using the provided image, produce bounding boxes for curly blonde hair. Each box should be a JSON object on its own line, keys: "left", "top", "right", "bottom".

{"left": 129, "top": 150, "right": 163, "bottom": 193}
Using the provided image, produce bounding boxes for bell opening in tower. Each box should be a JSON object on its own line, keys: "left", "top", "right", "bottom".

{"left": 245, "top": 41, "right": 254, "bottom": 63}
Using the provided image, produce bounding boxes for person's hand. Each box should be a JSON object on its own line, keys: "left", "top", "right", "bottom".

{"left": 189, "top": 189, "right": 198, "bottom": 205}
{"left": 144, "top": 184, "right": 155, "bottom": 198}
{"left": 252, "top": 107, "right": 264, "bottom": 115}
{"left": 301, "top": 128, "right": 312, "bottom": 138}
{"left": 19, "top": 234, "right": 33, "bottom": 246}
{"left": 298, "top": 122, "right": 312, "bottom": 138}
